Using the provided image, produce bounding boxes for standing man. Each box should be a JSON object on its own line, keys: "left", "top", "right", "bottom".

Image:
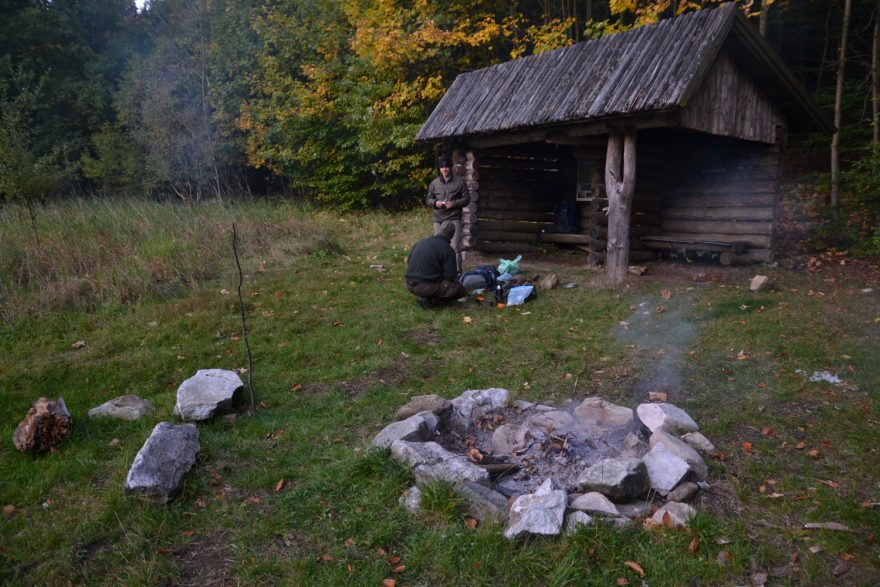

{"left": 427, "top": 154, "right": 470, "bottom": 273}
{"left": 405, "top": 220, "right": 467, "bottom": 309}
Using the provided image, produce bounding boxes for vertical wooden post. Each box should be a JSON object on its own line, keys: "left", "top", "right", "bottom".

{"left": 604, "top": 128, "right": 637, "bottom": 287}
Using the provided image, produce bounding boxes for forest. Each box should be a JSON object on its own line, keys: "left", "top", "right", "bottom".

{"left": 0, "top": 0, "right": 878, "bottom": 254}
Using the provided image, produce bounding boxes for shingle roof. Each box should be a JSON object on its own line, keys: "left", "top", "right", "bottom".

{"left": 416, "top": 3, "right": 829, "bottom": 141}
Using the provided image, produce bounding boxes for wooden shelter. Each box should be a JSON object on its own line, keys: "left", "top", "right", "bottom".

{"left": 416, "top": 3, "right": 830, "bottom": 276}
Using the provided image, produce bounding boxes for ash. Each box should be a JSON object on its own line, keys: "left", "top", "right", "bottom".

{"left": 434, "top": 403, "right": 650, "bottom": 497}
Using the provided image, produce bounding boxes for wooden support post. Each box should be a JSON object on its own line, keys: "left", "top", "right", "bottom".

{"left": 604, "top": 128, "right": 637, "bottom": 286}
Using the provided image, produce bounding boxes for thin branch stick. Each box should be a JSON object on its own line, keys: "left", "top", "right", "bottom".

{"left": 232, "top": 223, "right": 255, "bottom": 411}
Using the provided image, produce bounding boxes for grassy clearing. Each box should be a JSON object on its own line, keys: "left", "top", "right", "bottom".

{"left": 1, "top": 200, "right": 878, "bottom": 585}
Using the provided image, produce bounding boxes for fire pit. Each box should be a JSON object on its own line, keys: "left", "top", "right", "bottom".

{"left": 371, "top": 389, "right": 716, "bottom": 538}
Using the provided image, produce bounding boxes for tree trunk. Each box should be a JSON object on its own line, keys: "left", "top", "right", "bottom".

{"left": 831, "top": 0, "right": 852, "bottom": 209}
{"left": 604, "top": 128, "right": 637, "bottom": 287}
{"left": 759, "top": 0, "right": 768, "bottom": 37}
{"left": 873, "top": 1, "right": 879, "bottom": 146}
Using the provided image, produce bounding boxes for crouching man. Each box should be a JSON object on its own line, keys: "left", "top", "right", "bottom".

{"left": 405, "top": 220, "right": 467, "bottom": 309}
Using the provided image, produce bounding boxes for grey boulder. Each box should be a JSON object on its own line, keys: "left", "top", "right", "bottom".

{"left": 89, "top": 395, "right": 154, "bottom": 421}
{"left": 124, "top": 422, "right": 199, "bottom": 504}
{"left": 173, "top": 369, "right": 243, "bottom": 421}
{"left": 371, "top": 412, "right": 438, "bottom": 450}
{"left": 504, "top": 479, "right": 567, "bottom": 539}
{"left": 577, "top": 458, "right": 650, "bottom": 500}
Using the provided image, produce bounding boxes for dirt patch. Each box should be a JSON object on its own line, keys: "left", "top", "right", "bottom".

{"left": 407, "top": 328, "right": 442, "bottom": 346}
{"left": 172, "top": 531, "right": 235, "bottom": 587}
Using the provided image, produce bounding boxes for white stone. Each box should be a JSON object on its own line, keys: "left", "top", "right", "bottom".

{"left": 491, "top": 424, "right": 532, "bottom": 455}
{"left": 681, "top": 431, "right": 716, "bottom": 454}
{"left": 649, "top": 501, "right": 697, "bottom": 527}
{"left": 89, "top": 395, "right": 154, "bottom": 421}
{"left": 750, "top": 275, "right": 770, "bottom": 292}
{"left": 573, "top": 397, "right": 635, "bottom": 433}
{"left": 449, "top": 388, "right": 509, "bottom": 434}
{"left": 390, "top": 440, "right": 489, "bottom": 487}
{"left": 577, "top": 458, "right": 650, "bottom": 500}
{"left": 564, "top": 511, "right": 594, "bottom": 534}
{"left": 124, "top": 422, "right": 199, "bottom": 504}
{"left": 569, "top": 492, "right": 620, "bottom": 517}
{"left": 529, "top": 410, "right": 573, "bottom": 435}
{"left": 650, "top": 430, "right": 708, "bottom": 481}
{"left": 643, "top": 443, "right": 690, "bottom": 496}
{"left": 173, "top": 369, "right": 243, "bottom": 421}
{"left": 636, "top": 402, "right": 699, "bottom": 434}
{"left": 400, "top": 486, "right": 422, "bottom": 514}
{"left": 395, "top": 394, "right": 451, "bottom": 421}
{"left": 503, "top": 479, "right": 567, "bottom": 539}
{"left": 371, "top": 412, "right": 438, "bottom": 450}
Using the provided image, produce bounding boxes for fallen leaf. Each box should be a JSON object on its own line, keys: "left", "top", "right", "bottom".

{"left": 331, "top": 320, "right": 342, "bottom": 327}
{"left": 840, "top": 552, "right": 856, "bottom": 561}
{"left": 736, "top": 350, "right": 750, "bottom": 361}
{"left": 624, "top": 561, "right": 645, "bottom": 577}
{"left": 183, "top": 530, "right": 194, "bottom": 537}
{"left": 230, "top": 335, "right": 240, "bottom": 341}
{"left": 661, "top": 289, "right": 671, "bottom": 300}
{"left": 617, "top": 579, "right": 630, "bottom": 586}
{"left": 382, "top": 580, "right": 396, "bottom": 587}
{"left": 2, "top": 504, "right": 15, "bottom": 517}
{"left": 220, "top": 289, "right": 229, "bottom": 295}
{"left": 742, "top": 441, "right": 753, "bottom": 454}
{"left": 761, "top": 427, "right": 774, "bottom": 436}
{"left": 247, "top": 497, "right": 263, "bottom": 505}
{"left": 795, "top": 442, "right": 806, "bottom": 450}
{"left": 321, "top": 553, "right": 334, "bottom": 561}
{"left": 344, "top": 538, "right": 354, "bottom": 547}
{"left": 465, "top": 516, "right": 478, "bottom": 530}
{"left": 387, "top": 555, "right": 401, "bottom": 565}
{"left": 274, "top": 290, "right": 284, "bottom": 299}
{"left": 346, "top": 564, "right": 353, "bottom": 573}
{"left": 463, "top": 315, "right": 473, "bottom": 324}
{"left": 467, "top": 447, "right": 483, "bottom": 463}
{"left": 818, "top": 479, "right": 839, "bottom": 489}
{"left": 392, "top": 565, "right": 406, "bottom": 573}
{"left": 275, "top": 479, "right": 285, "bottom": 493}
{"left": 109, "top": 438, "right": 120, "bottom": 448}
{"left": 376, "top": 548, "right": 386, "bottom": 557}
{"left": 808, "top": 449, "right": 820, "bottom": 460}
{"left": 648, "top": 391, "right": 668, "bottom": 402}
{"left": 290, "top": 383, "right": 303, "bottom": 392}
{"left": 689, "top": 538, "right": 699, "bottom": 554}
{"left": 712, "top": 450, "right": 726, "bottom": 460}
{"left": 72, "top": 340, "right": 86, "bottom": 349}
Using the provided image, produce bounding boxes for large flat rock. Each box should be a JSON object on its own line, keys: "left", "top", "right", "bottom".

{"left": 173, "top": 369, "right": 243, "bottom": 421}
{"left": 124, "top": 422, "right": 199, "bottom": 504}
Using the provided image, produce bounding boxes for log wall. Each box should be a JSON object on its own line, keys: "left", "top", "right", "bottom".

{"left": 467, "top": 129, "right": 780, "bottom": 265}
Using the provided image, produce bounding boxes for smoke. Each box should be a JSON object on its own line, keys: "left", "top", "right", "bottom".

{"left": 612, "top": 291, "right": 698, "bottom": 402}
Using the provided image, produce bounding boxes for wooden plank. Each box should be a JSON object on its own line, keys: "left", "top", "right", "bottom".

{"left": 480, "top": 219, "right": 554, "bottom": 233}
{"left": 478, "top": 209, "right": 554, "bottom": 222}
{"left": 660, "top": 219, "right": 774, "bottom": 236}
{"left": 477, "top": 241, "right": 541, "bottom": 253}
{"left": 480, "top": 230, "right": 541, "bottom": 243}
{"left": 538, "top": 232, "right": 591, "bottom": 245}
{"left": 663, "top": 206, "right": 775, "bottom": 221}
{"left": 653, "top": 231, "right": 772, "bottom": 248}
{"left": 479, "top": 198, "right": 554, "bottom": 213}
{"left": 668, "top": 193, "right": 775, "bottom": 207}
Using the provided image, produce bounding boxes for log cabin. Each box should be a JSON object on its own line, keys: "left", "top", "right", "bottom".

{"left": 415, "top": 3, "right": 831, "bottom": 278}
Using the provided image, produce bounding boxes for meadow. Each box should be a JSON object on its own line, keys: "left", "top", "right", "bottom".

{"left": 1, "top": 198, "right": 878, "bottom": 585}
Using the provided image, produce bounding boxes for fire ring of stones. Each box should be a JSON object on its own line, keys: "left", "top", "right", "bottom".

{"left": 371, "top": 389, "right": 716, "bottom": 539}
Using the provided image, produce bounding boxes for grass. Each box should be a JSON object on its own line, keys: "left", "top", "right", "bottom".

{"left": 1, "top": 198, "right": 878, "bottom": 585}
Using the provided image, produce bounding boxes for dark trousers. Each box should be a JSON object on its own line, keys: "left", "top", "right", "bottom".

{"left": 406, "top": 279, "right": 467, "bottom": 303}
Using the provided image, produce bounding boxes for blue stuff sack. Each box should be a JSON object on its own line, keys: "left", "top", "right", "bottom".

{"left": 506, "top": 285, "right": 536, "bottom": 306}
{"left": 459, "top": 265, "right": 499, "bottom": 292}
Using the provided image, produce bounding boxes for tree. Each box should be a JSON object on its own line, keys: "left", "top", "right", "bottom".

{"left": 831, "top": 0, "right": 852, "bottom": 210}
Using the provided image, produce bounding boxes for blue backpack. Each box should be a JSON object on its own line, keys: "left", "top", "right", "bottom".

{"left": 459, "top": 265, "right": 499, "bottom": 291}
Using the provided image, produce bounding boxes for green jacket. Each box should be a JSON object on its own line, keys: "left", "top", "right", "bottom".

{"left": 427, "top": 174, "right": 471, "bottom": 223}
{"left": 405, "top": 236, "right": 458, "bottom": 283}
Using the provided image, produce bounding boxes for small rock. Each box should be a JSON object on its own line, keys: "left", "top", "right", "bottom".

{"left": 649, "top": 501, "right": 697, "bottom": 528}
{"left": 449, "top": 388, "right": 509, "bottom": 435}
{"left": 643, "top": 443, "right": 690, "bottom": 496}
{"left": 88, "top": 395, "right": 155, "bottom": 421}
{"left": 173, "top": 369, "right": 243, "bottom": 421}
{"left": 529, "top": 410, "right": 573, "bottom": 435}
{"left": 749, "top": 571, "right": 768, "bottom": 586}
{"left": 2, "top": 504, "right": 16, "bottom": 517}
{"left": 109, "top": 438, "right": 121, "bottom": 448}
{"left": 749, "top": 275, "right": 770, "bottom": 292}
{"left": 503, "top": 479, "right": 567, "bottom": 539}
{"left": 491, "top": 424, "right": 532, "bottom": 455}
{"left": 564, "top": 511, "right": 594, "bottom": 534}
{"left": 636, "top": 402, "right": 698, "bottom": 435}
{"left": 573, "top": 397, "right": 634, "bottom": 433}
{"left": 455, "top": 481, "right": 509, "bottom": 525}
{"left": 13, "top": 397, "right": 72, "bottom": 453}
{"left": 395, "top": 394, "right": 452, "bottom": 421}
{"left": 537, "top": 274, "right": 560, "bottom": 290}
{"left": 577, "top": 458, "right": 650, "bottom": 500}
{"left": 371, "top": 412, "right": 438, "bottom": 450}
{"left": 615, "top": 500, "right": 652, "bottom": 518}
{"left": 681, "top": 431, "right": 715, "bottom": 454}
{"left": 569, "top": 492, "right": 620, "bottom": 517}
{"left": 649, "top": 430, "right": 708, "bottom": 481}
{"left": 399, "top": 486, "right": 422, "bottom": 514}
{"left": 390, "top": 440, "right": 489, "bottom": 487}
{"left": 124, "top": 422, "right": 199, "bottom": 504}
{"left": 666, "top": 481, "right": 699, "bottom": 503}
